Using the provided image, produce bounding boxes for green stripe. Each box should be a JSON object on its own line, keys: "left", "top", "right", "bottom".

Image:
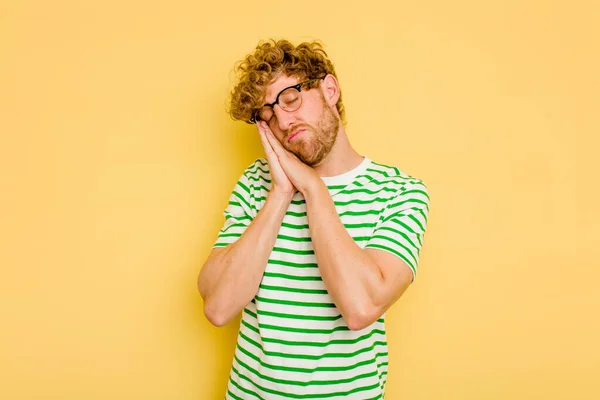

{"left": 367, "top": 165, "right": 407, "bottom": 179}
{"left": 234, "top": 353, "right": 378, "bottom": 387}
{"left": 387, "top": 217, "right": 418, "bottom": 234}
{"left": 286, "top": 210, "right": 307, "bottom": 217}
{"left": 228, "top": 377, "right": 262, "bottom": 399}
{"left": 291, "top": 199, "right": 307, "bottom": 206}
{"left": 243, "top": 309, "right": 384, "bottom": 335}
{"left": 256, "top": 295, "right": 336, "bottom": 308}
{"left": 277, "top": 234, "right": 311, "bottom": 242}
{"left": 353, "top": 176, "right": 412, "bottom": 187}
{"left": 334, "top": 197, "right": 388, "bottom": 207}
{"left": 257, "top": 309, "right": 340, "bottom": 321}
{"left": 339, "top": 209, "right": 380, "bottom": 217}
{"left": 232, "top": 190, "right": 252, "bottom": 210}
{"left": 231, "top": 365, "right": 381, "bottom": 399}
{"left": 267, "top": 259, "right": 318, "bottom": 268}
{"left": 263, "top": 272, "right": 322, "bottom": 281}
{"left": 214, "top": 242, "right": 237, "bottom": 247}
{"left": 260, "top": 329, "right": 386, "bottom": 348}
{"left": 327, "top": 184, "right": 346, "bottom": 190}
{"left": 272, "top": 246, "right": 314, "bottom": 255}
{"left": 240, "top": 332, "right": 387, "bottom": 360}
{"left": 236, "top": 180, "right": 251, "bottom": 195}
{"left": 241, "top": 319, "right": 260, "bottom": 334}
{"left": 408, "top": 213, "right": 426, "bottom": 231}
{"left": 247, "top": 166, "right": 269, "bottom": 176}
{"left": 226, "top": 388, "right": 245, "bottom": 400}
{"left": 222, "top": 222, "right": 247, "bottom": 230}
{"left": 273, "top": 235, "right": 370, "bottom": 244}
{"left": 236, "top": 339, "right": 388, "bottom": 373}
{"left": 225, "top": 214, "right": 251, "bottom": 221}
{"left": 386, "top": 198, "right": 429, "bottom": 214}
{"left": 364, "top": 243, "right": 416, "bottom": 273}
{"left": 337, "top": 186, "right": 397, "bottom": 196}
{"left": 254, "top": 184, "right": 270, "bottom": 193}
{"left": 249, "top": 158, "right": 268, "bottom": 168}
{"left": 255, "top": 320, "right": 384, "bottom": 335}
{"left": 282, "top": 221, "right": 309, "bottom": 230}
{"left": 344, "top": 222, "right": 377, "bottom": 229}
{"left": 374, "top": 226, "right": 419, "bottom": 251}
{"left": 400, "top": 188, "right": 430, "bottom": 200}
{"left": 218, "top": 233, "right": 242, "bottom": 238}
{"left": 370, "top": 234, "right": 418, "bottom": 264}
{"left": 247, "top": 175, "right": 271, "bottom": 184}
{"left": 259, "top": 284, "right": 328, "bottom": 295}
{"left": 256, "top": 322, "right": 350, "bottom": 335}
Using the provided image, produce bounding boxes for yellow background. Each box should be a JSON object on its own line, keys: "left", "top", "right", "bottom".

{"left": 1, "top": 0, "right": 598, "bottom": 399}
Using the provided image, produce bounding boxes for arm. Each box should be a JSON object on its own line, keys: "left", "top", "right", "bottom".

{"left": 304, "top": 181, "right": 414, "bottom": 330}
{"left": 198, "top": 122, "right": 296, "bottom": 327}
{"left": 198, "top": 189, "right": 293, "bottom": 327}
{"left": 258, "top": 124, "right": 429, "bottom": 331}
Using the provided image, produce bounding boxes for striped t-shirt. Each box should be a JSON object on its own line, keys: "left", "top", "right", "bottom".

{"left": 213, "top": 156, "right": 430, "bottom": 399}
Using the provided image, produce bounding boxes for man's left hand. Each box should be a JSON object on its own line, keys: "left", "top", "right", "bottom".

{"left": 259, "top": 122, "right": 322, "bottom": 195}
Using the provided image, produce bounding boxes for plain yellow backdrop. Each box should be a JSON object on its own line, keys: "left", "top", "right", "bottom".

{"left": 1, "top": 0, "right": 598, "bottom": 399}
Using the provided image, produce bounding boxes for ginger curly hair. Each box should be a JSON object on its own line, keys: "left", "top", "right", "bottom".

{"left": 228, "top": 39, "right": 346, "bottom": 125}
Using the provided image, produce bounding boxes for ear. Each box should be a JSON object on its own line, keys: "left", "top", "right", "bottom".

{"left": 321, "top": 74, "right": 340, "bottom": 107}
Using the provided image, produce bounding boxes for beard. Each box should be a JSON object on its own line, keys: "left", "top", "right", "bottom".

{"left": 285, "top": 97, "right": 340, "bottom": 167}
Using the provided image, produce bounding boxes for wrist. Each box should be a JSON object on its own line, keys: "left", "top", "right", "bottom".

{"left": 301, "top": 178, "right": 327, "bottom": 199}
{"left": 268, "top": 188, "right": 296, "bottom": 205}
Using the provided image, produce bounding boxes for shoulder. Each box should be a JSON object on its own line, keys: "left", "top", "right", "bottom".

{"left": 234, "top": 158, "right": 272, "bottom": 203}
{"left": 239, "top": 158, "right": 271, "bottom": 183}
{"left": 365, "top": 160, "right": 428, "bottom": 196}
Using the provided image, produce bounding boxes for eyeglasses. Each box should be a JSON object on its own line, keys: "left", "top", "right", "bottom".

{"left": 250, "top": 76, "right": 326, "bottom": 124}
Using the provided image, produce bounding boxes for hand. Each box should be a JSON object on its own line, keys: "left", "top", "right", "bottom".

{"left": 257, "top": 122, "right": 296, "bottom": 196}
{"left": 259, "top": 122, "right": 321, "bottom": 195}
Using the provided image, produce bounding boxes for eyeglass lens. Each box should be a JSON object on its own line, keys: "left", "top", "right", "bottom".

{"left": 257, "top": 87, "right": 303, "bottom": 123}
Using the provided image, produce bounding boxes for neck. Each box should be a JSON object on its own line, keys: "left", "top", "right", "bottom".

{"left": 312, "top": 125, "right": 364, "bottom": 177}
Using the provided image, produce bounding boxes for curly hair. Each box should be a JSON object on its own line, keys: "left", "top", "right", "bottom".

{"left": 228, "top": 39, "right": 346, "bottom": 125}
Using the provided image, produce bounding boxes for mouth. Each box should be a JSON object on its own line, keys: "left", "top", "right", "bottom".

{"left": 287, "top": 128, "right": 306, "bottom": 143}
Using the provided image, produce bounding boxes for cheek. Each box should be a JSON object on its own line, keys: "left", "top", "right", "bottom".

{"left": 302, "top": 97, "right": 325, "bottom": 122}
{"left": 275, "top": 132, "right": 287, "bottom": 145}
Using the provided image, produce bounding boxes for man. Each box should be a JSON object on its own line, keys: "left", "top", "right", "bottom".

{"left": 198, "top": 39, "right": 430, "bottom": 399}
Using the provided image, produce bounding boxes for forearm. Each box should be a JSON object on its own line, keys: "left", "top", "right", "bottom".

{"left": 304, "top": 181, "right": 384, "bottom": 329}
{"left": 199, "top": 190, "right": 293, "bottom": 326}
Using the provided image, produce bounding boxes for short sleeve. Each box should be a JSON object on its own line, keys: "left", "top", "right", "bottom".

{"left": 212, "top": 170, "right": 257, "bottom": 249}
{"left": 364, "top": 181, "right": 430, "bottom": 282}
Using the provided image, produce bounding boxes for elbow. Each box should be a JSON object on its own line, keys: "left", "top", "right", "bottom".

{"left": 204, "top": 310, "right": 227, "bottom": 327}
{"left": 346, "top": 315, "right": 374, "bottom": 331}
{"left": 202, "top": 298, "right": 233, "bottom": 327}
{"left": 344, "top": 307, "right": 382, "bottom": 331}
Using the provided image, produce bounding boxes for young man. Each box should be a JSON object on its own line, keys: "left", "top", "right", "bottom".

{"left": 198, "top": 39, "right": 430, "bottom": 399}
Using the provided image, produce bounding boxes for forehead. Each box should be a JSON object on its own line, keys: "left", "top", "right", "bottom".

{"left": 264, "top": 74, "right": 302, "bottom": 104}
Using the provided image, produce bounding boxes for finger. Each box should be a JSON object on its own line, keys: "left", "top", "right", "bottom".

{"left": 264, "top": 126, "right": 304, "bottom": 165}
{"left": 257, "top": 123, "right": 275, "bottom": 156}
{"left": 263, "top": 125, "right": 289, "bottom": 158}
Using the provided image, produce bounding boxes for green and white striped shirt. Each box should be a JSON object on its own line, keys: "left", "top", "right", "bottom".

{"left": 213, "top": 156, "right": 430, "bottom": 399}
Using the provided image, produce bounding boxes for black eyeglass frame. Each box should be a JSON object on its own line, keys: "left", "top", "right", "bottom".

{"left": 250, "top": 75, "right": 327, "bottom": 124}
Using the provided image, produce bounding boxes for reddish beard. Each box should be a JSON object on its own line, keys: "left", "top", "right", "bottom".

{"left": 285, "top": 99, "right": 339, "bottom": 166}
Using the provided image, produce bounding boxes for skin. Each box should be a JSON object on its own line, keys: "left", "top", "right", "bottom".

{"left": 198, "top": 73, "right": 414, "bottom": 330}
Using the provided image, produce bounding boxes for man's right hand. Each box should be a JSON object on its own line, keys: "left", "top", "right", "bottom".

{"left": 257, "top": 122, "right": 297, "bottom": 196}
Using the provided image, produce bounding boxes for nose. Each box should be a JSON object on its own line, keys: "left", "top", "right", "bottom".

{"left": 273, "top": 105, "right": 297, "bottom": 132}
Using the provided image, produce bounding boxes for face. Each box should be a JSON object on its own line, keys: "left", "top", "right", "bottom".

{"left": 260, "top": 75, "right": 340, "bottom": 166}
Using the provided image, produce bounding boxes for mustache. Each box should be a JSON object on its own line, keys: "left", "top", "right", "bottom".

{"left": 284, "top": 124, "right": 310, "bottom": 138}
